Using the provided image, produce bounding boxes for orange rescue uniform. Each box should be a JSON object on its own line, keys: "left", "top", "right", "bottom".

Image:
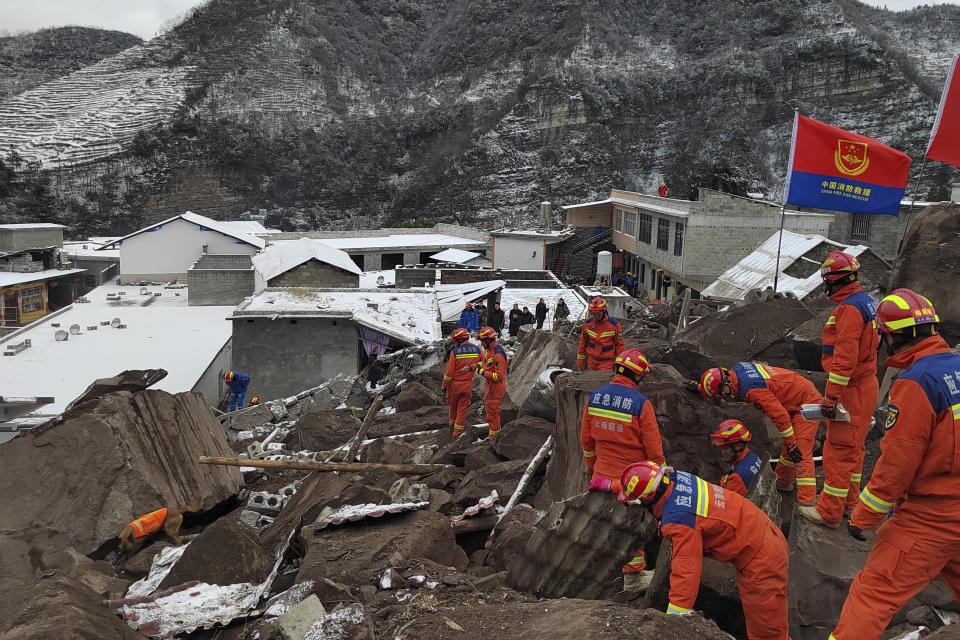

{"left": 577, "top": 314, "right": 624, "bottom": 371}
{"left": 581, "top": 373, "right": 664, "bottom": 572}
{"left": 719, "top": 447, "right": 763, "bottom": 498}
{"left": 128, "top": 508, "right": 168, "bottom": 538}
{"left": 443, "top": 342, "right": 482, "bottom": 437}
{"left": 653, "top": 471, "right": 789, "bottom": 640}
{"left": 831, "top": 336, "right": 960, "bottom": 640}
{"left": 728, "top": 362, "right": 821, "bottom": 503}
{"left": 817, "top": 282, "right": 880, "bottom": 522}
{"left": 479, "top": 341, "right": 508, "bottom": 438}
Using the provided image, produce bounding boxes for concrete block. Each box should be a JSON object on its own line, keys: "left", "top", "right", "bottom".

{"left": 247, "top": 442, "right": 265, "bottom": 459}
{"left": 240, "top": 509, "right": 261, "bottom": 529}
{"left": 248, "top": 491, "right": 284, "bottom": 515}
{"left": 277, "top": 594, "right": 326, "bottom": 640}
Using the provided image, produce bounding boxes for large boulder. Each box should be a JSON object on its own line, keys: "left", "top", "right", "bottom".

{"left": 0, "top": 375, "right": 241, "bottom": 556}
{"left": 453, "top": 458, "right": 530, "bottom": 507}
{"left": 395, "top": 381, "right": 439, "bottom": 412}
{"left": 491, "top": 415, "right": 555, "bottom": 461}
{"left": 289, "top": 408, "right": 361, "bottom": 451}
{"left": 158, "top": 510, "right": 274, "bottom": 589}
{"left": 501, "top": 330, "right": 578, "bottom": 422}
{"left": 890, "top": 203, "right": 960, "bottom": 342}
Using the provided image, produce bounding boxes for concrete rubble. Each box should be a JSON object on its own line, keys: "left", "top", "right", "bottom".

{"left": 5, "top": 232, "right": 960, "bottom": 640}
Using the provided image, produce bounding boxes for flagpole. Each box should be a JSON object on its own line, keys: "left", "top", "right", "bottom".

{"left": 772, "top": 205, "right": 786, "bottom": 293}
{"left": 897, "top": 156, "right": 928, "bottom": 253}
{"left": 775, "top": 110, "right": 800, "bottom": 294}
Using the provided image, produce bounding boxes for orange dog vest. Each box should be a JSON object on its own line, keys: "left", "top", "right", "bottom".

{"left": 128, "top": 508, "right": 168, "bottom": 538}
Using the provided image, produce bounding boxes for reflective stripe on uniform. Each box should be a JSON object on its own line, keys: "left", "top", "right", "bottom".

{"left": 667, "top": 603, "right": 691, "bottom": 615}
{"left": 582, "top": 449, "right": 596, "bottom": 458}
{"left": 850, "top": 472, "right": 862, "bottom": 483}
{"left": 586, "top": 329, "right": 598, "bottom": 338}
{"left": 577, "top": 354, "right": 587, "bottom": 360}
{"left": 755, "top": 363, "right": 772, "bottom": 379}
{"left": 826, "top": 315, "right": 837, "bottom": 325}
{"left": 859, "top": 487, "right": 893, "bottom": 514}
{"left": 822, "top": 483, "right": 849, "bottom": 498}
{"left": 626, "top": 553, "right": 646, "bottom": 566}
{"left": 456, "top": 353, "right": 480, "bottom": 359}
{"left": 600, "top": 331, "right": 617, "bottom": 337}
{"left": 778, "top": 425, "right": 795, "bottom": 437}
{"left": 828, "top": 372, "right": 851, "bottom": 386}
{"left": 491, "top": 373, "right": 499, "bottom": 382}
{"left": 588, "top": 407, "right": 632, "bottom": 421}
{"left": 695, "top": 476, "right": 710, "bottom": 518}
{"left": 443, "top": 375, "right": 452, "bottom": 381}
{"left": 796, "top": 477, "right": 816, "bottom": 486}
{"left": 778, "top": 455, "right": 795, "bottom": 468}
{"left": 953, "top": 403, "right": 960, "bottom": 421}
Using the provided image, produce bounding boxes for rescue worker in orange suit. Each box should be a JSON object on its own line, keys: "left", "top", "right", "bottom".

{"left": 619, "top": 461, "right": 790, "bottom": 640}
{"left": 699, "top": 363, "right": 817, "bottom": 503}
{"left": 475, "top": 326, "right": 508, "bottom": 440}
{"left": 830, "top": 290, "right": 960, "bottom": 640}
{"left": 580, "top": 348, "right": 664, "bottom": 592}
{"left": 577, "top": 296, "right": 624, "bottom": 371}
{"left": 710, "top": 419, "right": 763, "bottom": 498}
{"left": 798, "top": 251, "right": 879, "bottom": 528}
{"left": 441, "top": 328, "right": 482, "bottom": 438}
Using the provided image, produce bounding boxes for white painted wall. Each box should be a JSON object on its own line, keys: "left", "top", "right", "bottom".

{"left": 119, "top": 218, "right": 259, "bottom": 282}
{"left": 493, "top": 236, "right": 545, "bottom": 270}
{"left": 192, "top": 338, "right": 232, "bottom": 407}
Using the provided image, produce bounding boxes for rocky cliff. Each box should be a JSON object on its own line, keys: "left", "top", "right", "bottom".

{"left": 0, "top": 0, "right": 958, "bottom": 235}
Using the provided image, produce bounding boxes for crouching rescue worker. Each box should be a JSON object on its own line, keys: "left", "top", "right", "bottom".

{"left": 581, "top": 348, "right": 664, "bottom": 591}
{"left": 800, "top": 251, "right": 879, "bottom": 528}
{"left": 710, "top": 419, "right": 762, "bottom": 497}
{"left": 577, "top": 296, "right": 624, "bottom": 371}
{"left": 699, "top": 362, "right": 817, "bottom": 503}
{"left": 475, "top": 326, "right": 507, "bottom": 439}
{"left": 442, "top": 328, "right": 482, "bottom": 438}
{"left": 223, "top": 370, "right": 251, "bottom": 412}
{"left": 830, "top": 290, "right": 960, "bottom": 640}
{"left": 619, "top": 461, "right": 790, "bottom": 640}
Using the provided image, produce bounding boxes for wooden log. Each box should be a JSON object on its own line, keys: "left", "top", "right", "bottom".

{"left": 345, "top": 394, "right": 384, "bottom": 462}
{"left": 198, "top": 456, "right": 449, "bottom": 475}
{"left": 451, "top": 515, "right": 499, "bottom": 534}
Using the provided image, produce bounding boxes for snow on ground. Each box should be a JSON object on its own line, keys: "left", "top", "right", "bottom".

{"left": 358, "top": 269, "right": 396, "bottom": 287}
{"left": 499, "top": 287, "right": 587, "bottom": 333}
{"left": 0, "top": 283, "right": 233, "bottom": 414}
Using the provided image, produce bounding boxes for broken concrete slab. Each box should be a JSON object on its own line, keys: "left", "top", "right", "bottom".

{"left": 0, "top": 379, "right": 241, "bottom": 556}
{"left": 492, "top": 415, "right": 555, "bottom": 461}
{"left": 221, "top": 403, "right": 275, "bottom": 431}
{"left": 501, "top": 329, "right": 578, "bottom": 422}
{"left": 453, "top": 458, "right": 530, "bottom": 507}
{"left": 303, "top": 603, "right": 375, "bottom": 640}
{"left": 62, "top": 368, "right": 168, "bottom": 413}
{"left": 277, "top": 594, "right": 326, "bottom": 640}
{"left": 158, "top": 510, "right": 274, "bottom": 590}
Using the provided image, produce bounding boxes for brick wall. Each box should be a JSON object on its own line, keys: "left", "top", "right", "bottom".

{"left": 268, "top": 260, "right": 360, "bottom": 288}
{"left": 396, "top": 267, "right": 437, "bottom": 288}
{"left": 188, "top": 268, "right": 256, "bottom": 306}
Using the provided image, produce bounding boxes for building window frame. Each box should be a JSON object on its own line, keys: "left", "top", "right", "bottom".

{"left": 656, "top": 218, "right": 670, "bottom": 252}
{"left": 615, "top": 209, "right": 623, "bottom": 232}
{"left": 638, "top": 213, "right": 652, "bottom": 244}
{"left": 624, "top": 211, "right": 637, "bottom": 236}
{"left": 674, "top": 221, "right": 685, "bottom": 257}
{"left": 850, "top": 213, "right": 871, "bottom": 242}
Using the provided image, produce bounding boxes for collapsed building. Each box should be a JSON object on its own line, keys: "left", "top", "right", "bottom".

{"left": 2, "top": 203, "right": 959, "bottom": 640}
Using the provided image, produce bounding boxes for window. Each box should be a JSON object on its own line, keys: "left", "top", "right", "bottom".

{"left": 20, "top": 285, "right": 44, "bottom": 314}
{"left": 639, "top": 262, "right": 645, "bottom": 284}
{"left": 850, "top": 213, "right": 871, "bottom": 241}
{"left": 615, "top": 209, "right": 623, "bottom": 232}
{"left": 657, "top": 219, "right": 670, "bottom": 251}
{"left": 674, "top": 221, "right": 685, "bottom": 257}
{"left": 638, "top": 213, "right": 652, "bottom": 244}
{"left": 624, "top": 212, "right": 637, "bottom": 236}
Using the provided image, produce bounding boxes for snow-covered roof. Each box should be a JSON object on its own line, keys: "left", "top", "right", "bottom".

{"left": 317, "top": 233, "right": 484, "bottom": 251}
{"left": 701, "top": 230, "right": 872, "bottom": 301}
{"left": 218, "top": 221, "right": 279, "bottom": 236}
{"left": 436, "top": 280, "right": 507, "bottom": 321}
{"left": 99, "top": 211, "right": 266, "bottom": 250}
{"left": 429, "top": 248, "right": 486, "bottom": 264}
{"left": 0, "top": 223, "right": 66, "bottom": 229}
{"left": 231, "top": 288, "right": 441, "bottom": 344}
{"left": 0, "top": 267, "right": 86, "bottom": 288}
{"left": 500, "top": 287, "right": 588, "bottom": 323}
{"left": 0, "top": 283, "right": 233, "bottom": 415}
{"left": 63, "top": 240, "right": 120, "bottom": 259}
{"left": 253, "top": 238, "right": 362, "bottom": 282}
{"left": 490, "top": 227, "right": 576, "bottom": 241}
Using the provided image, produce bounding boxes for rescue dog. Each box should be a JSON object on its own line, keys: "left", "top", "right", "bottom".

{"left": 117, "top": 497, "right": 203, "bottom": 555}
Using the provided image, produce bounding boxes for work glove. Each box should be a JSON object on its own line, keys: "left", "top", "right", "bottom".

{"left": 577, "top": 362, "right": 587, "bottom": 371}
{"left": 685, "top": 380, "right": 701, "bottom": 394}
{"left": 787, "top": 441, "right": 803, "bottom": 464}
{"left": 820, "top": 395, "right": 839, "bottom": 420}
{"left": 588, "top": 476, "right": 613, "bottom": 492}
{"left": 847, "top": 520, "right": 866, "bottom": 542}
{"left": 475, "top": 365, "right": 485, "bottom": 377}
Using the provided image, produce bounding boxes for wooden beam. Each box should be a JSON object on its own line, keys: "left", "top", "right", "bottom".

{"left": 198, "top": 456, "right": 449, "bottom": 475}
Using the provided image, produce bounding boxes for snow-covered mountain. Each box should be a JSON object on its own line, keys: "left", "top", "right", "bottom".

{"left": 0, "top": 0, "right": 958, "bottom": 234}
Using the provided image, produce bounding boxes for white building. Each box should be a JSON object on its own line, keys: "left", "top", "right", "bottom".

{"left": 429, "top": 248, "right": 492, "bottom": 268}
{"left": 490, "top": 228, "right": 575, "bottom": 270}
{"left": 100, "top": 211, "right": 265, "bottom": 284}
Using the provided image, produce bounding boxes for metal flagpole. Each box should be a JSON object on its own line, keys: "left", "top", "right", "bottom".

{"left": 897, "top": 156, "right": 928, "bottom": 253}
{"left": 775, "top": 110, "right": 800, "bottom": 294}
{"left": 772, "top": 205, "right": 786, "bottom": 293}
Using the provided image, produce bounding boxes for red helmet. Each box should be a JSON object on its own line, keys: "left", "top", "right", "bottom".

{"left": 615, "top": 348, "right": 651, "bottom": 378}
{"left": 224, "top": 370, "right": 237, "bottom": 382}
{"left": 820, "top": 251, "right": 860, "bottom": 282}
{"left": 588, "top": 296, "right": 607, "bottom": 313}
{"left": 876, "top": 289, "right": 940, "bottom": 334}
{"left": 451, "top": 328, "right": 470, "bottom": 343}
{"left": 699, "top": 367, "right": 729, "bottom": 398}
{"left": 617, "top": 461, "right": 667, "bottom": 503}
{"left": 465, "top": 301, "right": 473, "bottom": 308}
{"left": 248, "top": 395, "right": 262, "bottom": 406}
{"left": 710, "top": 419, "right": 752, "bottom": 446}
{"left": 477, "top": 326, "right": 497, "bottom": 341}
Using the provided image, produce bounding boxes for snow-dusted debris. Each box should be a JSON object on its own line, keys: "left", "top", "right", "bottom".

{"left": 451, "top": 490, "right": 499, "bottom": 522}
{"left": 125, "top": 543, "right": 191, "bottom": 598}
{"left": 312, "top": 501, "right": 430, "bottom": 530}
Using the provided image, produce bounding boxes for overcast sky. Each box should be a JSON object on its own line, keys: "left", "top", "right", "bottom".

{"left": 0, "top": 0, "right": 957, "bottom": 40}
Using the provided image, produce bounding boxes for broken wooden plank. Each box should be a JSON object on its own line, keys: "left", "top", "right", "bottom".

{"left": 198, "top": 456, "right": 450, "bottom": 475}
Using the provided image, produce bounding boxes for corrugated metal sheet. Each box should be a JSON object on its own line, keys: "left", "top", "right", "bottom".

{"left": 701, "top": 230, "right": 868, "bottom": 300}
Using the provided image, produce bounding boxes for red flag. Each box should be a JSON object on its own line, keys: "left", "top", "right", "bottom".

{"left": 926, "top": 53, "right": 960, "bottom": 168}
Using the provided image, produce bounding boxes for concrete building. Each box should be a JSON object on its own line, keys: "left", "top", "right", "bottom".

{"left": 253, "top": 238, "right": 362, "bottom": 288}
{"left": 564, "top": 189, "right": 834, "bottom": 300}
{"left": 63, "top": 239, "right": 119, "bottom": 290}
{"left": 268, "top": 223, "right": 490, "bottom": 271}
{"left": 231, "top": 288, "right": 441, "bottom": 400}
{"left": 1, "top": 246, "right": 85, "bottom": 327}
{"left": 490, "top": 227, "right": 575, "bottom": 270}
{"left": 0, "top": 223, "right": 65, "bottom": 253}
{"left": 100, "top": 211, "right": 265, "bottom": 283}
{"left": 0, "top": 282, "right": 234, "bottom": 416}
{"left": 187, "top": 254, "right": 261, "bottom": 306}
{"left": 429, "top": 248, "right": 492, "bottom": 268}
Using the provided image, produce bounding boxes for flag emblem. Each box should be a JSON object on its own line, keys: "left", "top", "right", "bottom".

{"left": 835, "top": 140, "right": 869, "bottom": 176}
